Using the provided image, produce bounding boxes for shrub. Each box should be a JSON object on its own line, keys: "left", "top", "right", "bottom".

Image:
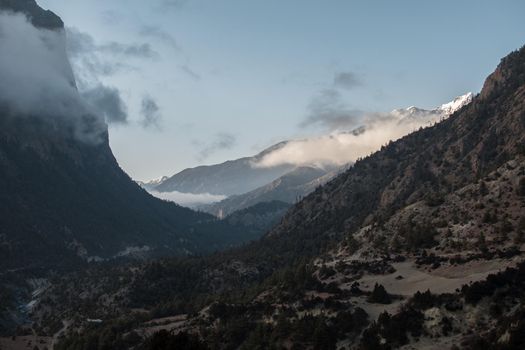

{"left": 367, "top": 284, "right": 391, "bottom": 304}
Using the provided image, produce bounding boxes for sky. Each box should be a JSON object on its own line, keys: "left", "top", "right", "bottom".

{"left": 36, "top": 0, "right": 525, "bottom": 181}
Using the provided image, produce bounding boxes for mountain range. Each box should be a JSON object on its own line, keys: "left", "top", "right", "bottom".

{"left": 201, "top": 165, "right": 342, "bottom": 217}
{"left": 1, "top": 1, "right": 524, "bottom": 349}
{"left": 28, "top": 43, "right": 525, "bottom": 350}
{"left": 143, "top": 93, "right": 473, "bottom": 216}
{"left": 152, "top": 142, "right": 297, "bottom": 196}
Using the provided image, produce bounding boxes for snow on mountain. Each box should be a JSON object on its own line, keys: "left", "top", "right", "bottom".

{"left": 137, "top": 176, "right": 169, "bottom": 190}
{"left": 392, "top": 92, "right": 473, "bottom": 122}
{"left": 146, "top": 94, "right": 474, "bottom": 209}
{"left": 437, "top": 92, "right": 474, "bottom": 115}
{"left": 253, "top": 93, "right": 474, "bottom": 170}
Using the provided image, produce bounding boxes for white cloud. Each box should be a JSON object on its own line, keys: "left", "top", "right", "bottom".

{"left": 0, "top": 11, "right": 107, "bottom": 142}
{"left": 0, "top": 12, "right": 78, "bottom": 116}
{"left": 254, "top": 106, "right": 455, "bottom": 169}
{"left": 148, "top": 190, "right": 226, "bottom": 208}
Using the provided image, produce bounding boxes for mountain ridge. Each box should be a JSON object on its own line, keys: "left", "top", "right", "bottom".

{"left": 18, "top": 44, "right": 525, "bottom": 350}
{"left": 152, "top": 142, "right": 296, "bottom": 196}
{"left": 146, "top": 93, "right": 473, "bottom": 210}
{"left": 201, "top": 165, "right": 343, "bottom": 217}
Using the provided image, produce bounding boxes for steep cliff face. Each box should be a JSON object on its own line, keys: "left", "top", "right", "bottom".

{"left": 0, "top": 1, "right": 247, "bottom": 270}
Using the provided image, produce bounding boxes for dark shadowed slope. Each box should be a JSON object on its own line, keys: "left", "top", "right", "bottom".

{"left": 201, "top": 166, "right": 339, "bottom": 217}
{"left": 0, "top": 0, "right": 252, "bottom": 270}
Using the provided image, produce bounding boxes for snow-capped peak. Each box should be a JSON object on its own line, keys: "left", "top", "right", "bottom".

{"left": 136, "top": 176, "right": 169, "bottom": 190}
{"left": 437, "top": 92, "right": 473, "bottom": 115}
{"left": 146, "top": 176, "right": 169, "bottom": 186}
{"left": 390, "top": 92, "right": 473, "bottom": 122}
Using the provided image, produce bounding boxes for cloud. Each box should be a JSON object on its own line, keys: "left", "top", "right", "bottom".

{"left": 66, "top": 27, "right": 165, "bottom": 126}
{"left": 81, "top": 85, "right": 128, "bottom": 124}
{"left": 66, "top": 28, "right": 124, "bottom": 80}
{"left": 195, "top": 133, "right": 236, "bottom": 160}
{"left": 300, "top": 89, "right": 363, "bottom": 131}
{"left": 66, "top": 27, "right": 158, "bottom": 82}
{"left": 333, "top": 71, "right": 363, "bottom": 90}
{"left": 0, "top": 11, "right": 106, "bottom": 142}
{"left": 139, "top": 25, "right": 179, "bottom": 50}
{"left": 148, "top": 190, "right": 225, "bottom": 208}
{"left": 255, "top": 106, "right": 452, "bottom": 169}
{"left": 179, "top": 64, "right": 201, "bottom": 81}
{"left": 140, "top": 96, "right": 162, "bottom": 129}
{"left": 99, "top": 42, "right": 158, "bottom": 59}
{"left": 67, "top": 27, "right": 158, "bottom": 59}
{"left": 66, "top": 27, "right": 95, "bottom": 58}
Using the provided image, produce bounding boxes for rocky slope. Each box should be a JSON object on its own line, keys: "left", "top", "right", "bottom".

{"left": 24, "top": 45, "right": 525, "bottom": 350}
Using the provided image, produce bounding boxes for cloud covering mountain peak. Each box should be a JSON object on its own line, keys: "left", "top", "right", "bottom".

{"left": 0, "top": 10, "right": 109, "bottom": 142}
{"left": 253, "top": 94, "right": 473, "bottom": 169}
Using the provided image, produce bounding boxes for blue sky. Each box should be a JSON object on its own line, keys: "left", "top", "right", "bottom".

{"left": 38, "top": 0, "right": 525, "bottom": 180}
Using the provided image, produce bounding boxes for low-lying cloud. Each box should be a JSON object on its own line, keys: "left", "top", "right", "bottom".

{"left": 0, "top": 10, "right": 169, "bottom": 139}
{"left": 149, "top": 190, "right": 226, "bottom": 208}
{"left": 0, "top": 11, "right": 76, "bottom": 115}
{"left": 0, "top": 11, "right": 106, "bottom": 142}
{"left": 255, "top": 106, "right": 453, "bottom": 169}
{"left": 81, "top": 85, "right": 128, "bottom": 124}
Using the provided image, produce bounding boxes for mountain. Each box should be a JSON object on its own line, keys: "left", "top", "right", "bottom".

{"left": 136, "top": 176, "right": 169, "bottom": 191}
{"left": 391, "top": 92, "right": 473, "bottom": 120}
{"left": 36, "top": 46, "right": 525, "bottom": 349}
{"left": 435, "top": 92, "right": 473, "bottom": 115}
{"left": 201, "top": 165, "right": 342, "bottom": 217}
{"left": 201, "top": 94, "right": 472, "bottom": 216}
{"left": 148, "top": 93, "right": 472, "bottom": 210}
{"left": 264, "top": 77, "right": 520, "bottom": 252}
{"left": 0, "top": 0, "right": 63, "bottom": 29}
{"left": 0, "top": 0, "right": 253, "bottom": 271}
{"left": 222, "top": 200, "right": 292, "bottom": 236}
{"left": 152, "top": 142, "right": 297, "bottom": 196}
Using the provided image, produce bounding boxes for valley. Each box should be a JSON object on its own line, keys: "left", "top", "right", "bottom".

{"left": 0, "top": 1, "right": 524, "bottom": 349}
